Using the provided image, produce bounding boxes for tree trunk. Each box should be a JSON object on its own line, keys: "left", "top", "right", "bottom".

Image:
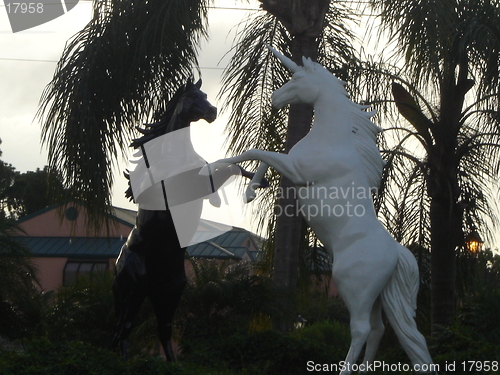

{"left": 429, "top": 197, "right": 457, "bottom": 330}
{"left": 427, "top": 135, "right": 462, "bottom": 330}
{"left": 429, "top": 65, "right": 468, "bottom": 330}
{"left": 272, "top": 35, "right": 317, "bottom": 289}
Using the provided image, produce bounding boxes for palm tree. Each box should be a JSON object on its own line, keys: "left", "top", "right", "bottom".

{"left": 220, "top": 0, "right": 359, "bottom": 291}
{"left": 38, "top": 0, "right": 212, "bottom": 230}
{"left": 363, "top": 0, "right": 500, "bottom": 329}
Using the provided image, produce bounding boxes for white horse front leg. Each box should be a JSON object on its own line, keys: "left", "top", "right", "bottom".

{"left": 244, "top": 162, "right": 268, "bottom": 203}
{"left": 201, "top": 149, "right": 300, "bottom": 185}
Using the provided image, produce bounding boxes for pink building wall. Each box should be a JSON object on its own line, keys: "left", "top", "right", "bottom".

{"left": 17, "top": 205, "right": 132, "bottom": 238}
{"left": 18, "top": 205, "right": 132, "bottom": 292}
{"left": 34, "top": 257, "right": 68, "bottom": 292}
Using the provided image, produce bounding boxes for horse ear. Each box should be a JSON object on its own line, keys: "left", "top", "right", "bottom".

{"left": 185, "top": 79, "right": 194, "bottom": 90}
{"left": 195, "top": 79, "right": 202, "bottom": 89}
{"left": 302, "top": 56, "right": 315, "bottom": 71}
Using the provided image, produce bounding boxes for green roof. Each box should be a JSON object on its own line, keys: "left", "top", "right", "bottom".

{"left": 15, "top": 205, "right": 263, "bottom": 261}
{"left": 17, "top": 237, "right": 124, "bottom": 259}
{"left": 16, "top": 228, "right": 263, "bottom": 261}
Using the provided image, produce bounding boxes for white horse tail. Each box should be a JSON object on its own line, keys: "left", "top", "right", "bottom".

{"left": 380, "top": 245, "right": 433, "bottom": 368}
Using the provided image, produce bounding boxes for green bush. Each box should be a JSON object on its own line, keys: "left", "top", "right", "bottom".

{"left": 0, "top": 337, "right": 154, "bottom": 375}
{"left": 180, "top": 320, "right": 350, "bottom": 375}
{"left": 0, "top": 337, "right": 239, "bottom": 375}
{"left": 43, "top": 272, "right": 116, "bottom": 347}
{"left": 43, "top": 271, "right": 159, "bottom": 356}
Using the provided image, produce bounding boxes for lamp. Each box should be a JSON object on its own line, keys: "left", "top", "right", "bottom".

{"left": 465, "top": 231, "right": 483, "bottom": 253}
{"left": 294, "top": 315, "right": 307, "bottom": 329}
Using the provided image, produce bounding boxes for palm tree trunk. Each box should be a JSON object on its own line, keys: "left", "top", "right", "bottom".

{"left": 272, "top": 35, "right": 317, "bottom": 289}
{"left": 428, "top": 138, "right": 462, "bottom": 330}
{"left": 429, "top": 197, "right": 457, "bottom": 329}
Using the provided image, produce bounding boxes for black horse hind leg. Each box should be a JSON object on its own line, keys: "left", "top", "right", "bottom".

{"left": 110, "top": 242, "right": 148, "bottom": 360}
{"left": 148, "top": 274, "right": 186, "bottom": 362}
{"left": 145, "top": 235, "right": 187, "bottom": 361}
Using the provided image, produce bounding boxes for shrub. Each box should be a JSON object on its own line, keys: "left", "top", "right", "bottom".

{"left": 0, "top": 337, "right": 239, "bottom": 375}
{"left": 179, "top": 320, "right": 351, "bottom": 375}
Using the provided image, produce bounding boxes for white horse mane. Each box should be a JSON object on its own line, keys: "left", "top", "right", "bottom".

{"left": 348, "top": 103, "right": 386, "bottom": 190}
{"left": 311, "top": 62, "right": 386, "bottom": 189}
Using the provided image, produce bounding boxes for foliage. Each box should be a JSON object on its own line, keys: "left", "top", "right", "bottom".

{"left": 43, "top": 271, "right": 117, "bottom": 347}
{"left": 2, "top": 248, "right": 500, "bottom": 374}
{"left": 178, "top": 259, "right": 294, "bottom": 345}
{"left": 0, "top": 337, "right": 187, "bottom": 375}
{"left": 179, "top": 321, "right": 350, "bottom": 375}
{"left": 361, "top": 0, "right": 500, "bottom": 327}
{"left": 1, "top": 166, "right": 67, "bottom": 220}
{"left": 295, "top": 289, "right": 349, "bottom": 327}
{"left": 0, "top": 140, "right": 17, "bottom": 220}
{"left": 430, "top": 322, "right": 500, "bottom": 374}
{"left": 0, "top": 218, "right": 43, "bottom": 340}
{"left": 0, "top": 141, "right": 67, "bottom": 219}
{"left": 43, "top": 270, "right": 158, "bottom": 356}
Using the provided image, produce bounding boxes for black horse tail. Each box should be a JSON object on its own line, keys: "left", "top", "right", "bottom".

{"left": 123, "top": 170, "right": 135, "bottom": 202}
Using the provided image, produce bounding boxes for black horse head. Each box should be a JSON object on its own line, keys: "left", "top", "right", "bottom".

{"left": 130, "top": 79, "right": 217, "bottom": 149}
{"left": 172, "top": 79, "right": 217, "bottom": 125}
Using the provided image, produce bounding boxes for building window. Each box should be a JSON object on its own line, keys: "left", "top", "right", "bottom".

{"left": 63, "top": 260, "right": 108, "bottom": 285}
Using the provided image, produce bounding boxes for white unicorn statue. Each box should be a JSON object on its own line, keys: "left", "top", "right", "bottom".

{"left": 201, "top": 47, "right": 435, "bottom": 374}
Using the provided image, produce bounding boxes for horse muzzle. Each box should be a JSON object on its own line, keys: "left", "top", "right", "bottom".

{"left": 271, "top": 92, "right": 287, "bottom": 109}
{"left": 204, "top": 105, "right": 217, "bottom": 123}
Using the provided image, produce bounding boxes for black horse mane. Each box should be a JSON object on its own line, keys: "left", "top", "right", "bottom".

{"left": 124, "top": 80, "right": 194, "bottom": 201}
{"left": 130, "top": 83, "right": 188, "bottom": 149}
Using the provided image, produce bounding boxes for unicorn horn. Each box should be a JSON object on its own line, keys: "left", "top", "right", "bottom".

{"left": 266, "top": 44, "right": 300, "bottom": 73}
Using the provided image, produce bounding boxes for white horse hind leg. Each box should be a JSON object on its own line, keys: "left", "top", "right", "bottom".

{"left": 341, "top": 311, "right": 372, "bottom": 375}
{"left": 361, "top": 297, "right": 385, "bottom": 367}
{"left": 337, "top": 286, "right": 378, "bottom": 374}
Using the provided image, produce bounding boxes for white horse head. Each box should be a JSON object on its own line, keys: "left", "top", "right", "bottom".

{"left": 268, "top": 45, "right": 385, "bottom": 191}
{"left": 268, "top": 46, "right": 348, "bottom": 109}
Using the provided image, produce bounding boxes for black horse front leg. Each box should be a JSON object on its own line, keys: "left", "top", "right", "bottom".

{"left": 148, "top": 274, "right": 187, "bottom": 362}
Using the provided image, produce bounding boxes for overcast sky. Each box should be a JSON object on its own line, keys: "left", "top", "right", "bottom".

{"left": 0, "top": 0, "right": 262, "bottom": 230}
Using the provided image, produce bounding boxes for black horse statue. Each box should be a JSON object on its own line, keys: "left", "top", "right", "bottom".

{"left": 110, "top": 79, "right": 267, "bottom": 361}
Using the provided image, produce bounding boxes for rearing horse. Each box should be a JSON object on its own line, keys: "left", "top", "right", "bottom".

{"left": 111, "top": 79, "right": 266, "bottom": 361}
{"left": 202, "top": 49, "right": 434, "bottom": 374}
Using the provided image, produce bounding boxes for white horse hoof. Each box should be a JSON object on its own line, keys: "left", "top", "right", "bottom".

{"left": 244, "top": 189, "right": 256, "bottom": 203}
{"left": 199, "top": 164, "right": 211, "bottom": 176}
{"left": 209, "top": 193, "right": 221, "bottom": 207}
